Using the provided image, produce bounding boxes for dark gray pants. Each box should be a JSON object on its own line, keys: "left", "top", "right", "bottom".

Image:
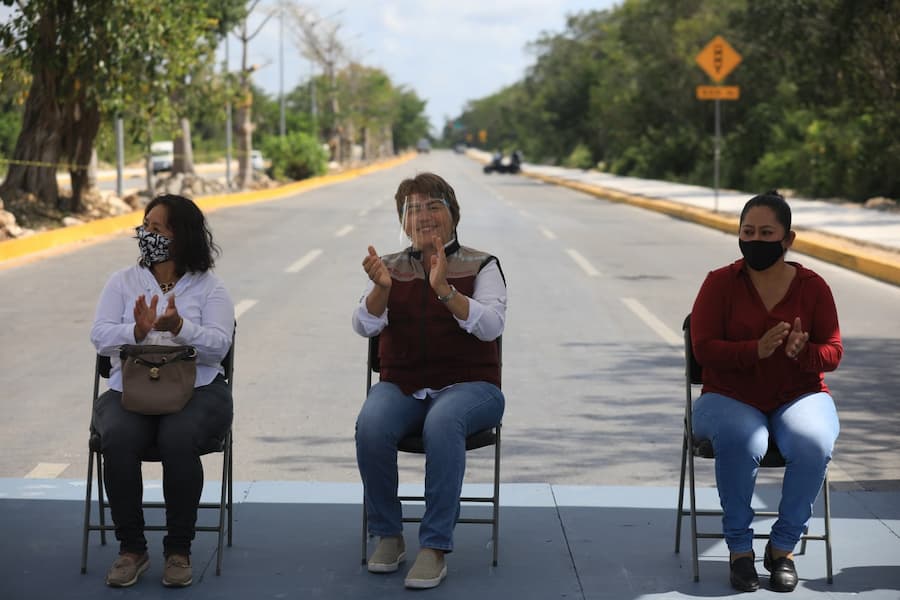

{"left": 92, "top": 376, "right": 232, "bottom": 556}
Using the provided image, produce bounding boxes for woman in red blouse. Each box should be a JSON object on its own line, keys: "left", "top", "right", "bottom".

{"left": 690, "top": 191, "right": 842, "bottom": 593}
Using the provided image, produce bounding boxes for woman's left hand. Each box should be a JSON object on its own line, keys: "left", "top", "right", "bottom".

{"left": 429, "top": 235, "right": 449, "bottom": 292}
{"left": 785, "top": 317, "right": 809, "bottom": 359}
{"left": 154, "top": 295, "right": 183, "bottom": 335}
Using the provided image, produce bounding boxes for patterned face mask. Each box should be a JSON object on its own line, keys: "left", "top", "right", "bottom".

{"left": 135, "top": 225, "right": 171, "bottom": 265}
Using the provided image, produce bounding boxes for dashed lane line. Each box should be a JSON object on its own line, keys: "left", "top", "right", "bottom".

{"left": 234, "top": 299, "right": 258, "bottom": 319}
{"left": 621, "top": 297, "right": 682, "bottom": 347}
{"left": 539, "top": 226, "right": 557, "bottom": 240}
{"left": 284, "top": 249, "right": 323, "bottom": 273}
{"left": 565, "top": 248, "right": 601, "bottom": 277}
{"left": 335, "top": 225, "right": 355, "bottom": 237}
{"left": 25, "top": 463, "right": 68, "bottom": 479}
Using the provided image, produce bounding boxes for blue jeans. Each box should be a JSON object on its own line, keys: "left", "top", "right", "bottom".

{"left": 355, "top": 381, "right": 505, "bottom": 552}
{"left": 692, "top": 392, "right": 839, "bottom": 553}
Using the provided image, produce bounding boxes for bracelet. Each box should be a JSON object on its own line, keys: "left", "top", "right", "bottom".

{"left": 437, "top": 284, "right": 457, "bottom": 303}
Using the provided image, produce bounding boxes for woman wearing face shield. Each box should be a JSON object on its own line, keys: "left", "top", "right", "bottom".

{"left": 90, "top": 194, "right": 234, "bottom": 588}
{"left": 690, "top": 191, "right": 842, "bottom": 593}
{"left": 353, "top": 172, "right": 507, "bottom": 590}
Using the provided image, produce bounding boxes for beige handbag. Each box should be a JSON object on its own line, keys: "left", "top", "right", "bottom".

{"left": 119, "top": 345, "right": 197, "bottom": 415}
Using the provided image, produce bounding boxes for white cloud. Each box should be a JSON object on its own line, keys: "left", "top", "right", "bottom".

{"left": 225, "top": 0, "right": 618, "bottom": 133}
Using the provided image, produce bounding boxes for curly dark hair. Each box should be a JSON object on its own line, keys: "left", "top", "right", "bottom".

{"left": 143, "top": 194, "right": 220, "bottom": 273}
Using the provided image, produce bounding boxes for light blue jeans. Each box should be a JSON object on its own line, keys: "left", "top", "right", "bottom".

{"left": 692, "top": 391, "right": 839, "bottom": 553}
{"left": 355, "top": 381, "right": 505, "bottom": 552}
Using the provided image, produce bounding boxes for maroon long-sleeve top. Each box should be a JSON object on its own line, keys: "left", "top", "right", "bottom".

{"left": 691, "top": 259, "right": 842, "bottom": 413}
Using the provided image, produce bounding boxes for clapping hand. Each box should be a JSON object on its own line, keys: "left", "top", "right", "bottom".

{"left": 785, "top": 317, "right": 809, "bottom": 359}
{"left": 154, "top": 295, "right": 182, "bottom": 334}
{"left": 429, "top": 235, "right": 448, "bottom": 291}
{"left": 363, "top": 246, "right": 392, "bottom": 289}
{"left": 758, "top": 321, "right": 790, "bottom": 359}
{"left": 133, "top": 294, "right": 158, "bottom": 341}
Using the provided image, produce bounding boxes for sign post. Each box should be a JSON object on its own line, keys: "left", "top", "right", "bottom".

{"left": 695, "top": 35, "right": 741, "bottom": 212}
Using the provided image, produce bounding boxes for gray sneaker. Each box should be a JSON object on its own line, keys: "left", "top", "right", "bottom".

{"left": 105, "top": 552, "right": 149, "bottom": 587}
{"left": 404, "top": 549, "right": 447, "bottom": 589}
{"left": 161, "top": 553, "right": 192, "bottom": 587}
{"left": 367, "top": 535, "right": 406, "bottom": 573}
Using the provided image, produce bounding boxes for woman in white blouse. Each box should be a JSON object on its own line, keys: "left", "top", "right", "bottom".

{"left": 90, "top": 194, "right": 234, "bottom": 589}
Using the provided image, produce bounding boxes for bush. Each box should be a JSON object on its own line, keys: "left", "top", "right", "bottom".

{"left": 563, "top": 143, "right": 594, "bottom": 170}
{"left": 261, "top": 132, "right": 328, "bottom": 181}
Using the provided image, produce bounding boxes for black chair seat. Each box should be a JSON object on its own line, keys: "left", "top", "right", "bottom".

{"left": 398, "top": 428, "right": 498, "bottom": 454}
{"left": 88, "top": 430, "right": 227, "bottom": 460}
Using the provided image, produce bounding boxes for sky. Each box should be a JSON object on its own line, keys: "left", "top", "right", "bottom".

{"left": 222, "top": 0, "right": 620, "bottom": 134}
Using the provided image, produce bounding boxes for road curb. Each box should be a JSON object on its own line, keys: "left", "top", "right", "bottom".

{"left": 0, "top": 153, "right": 415, "bottom": 266}
{"left": 523, "top": 170, "right": 900, "bottom": 288}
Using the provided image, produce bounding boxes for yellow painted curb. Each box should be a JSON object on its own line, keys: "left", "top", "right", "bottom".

{"left": 524, "top": 171, "right": 900, "bottom": 288}
{"left": 0, "top": 153, "right": 415, "bottom": 265}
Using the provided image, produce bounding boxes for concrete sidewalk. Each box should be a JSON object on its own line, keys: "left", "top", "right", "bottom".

{"left": 2, "top": 479, "right": 898, "bottom": 599}
{"left": 472, "top": 149, "right": 900, "bottom": 287}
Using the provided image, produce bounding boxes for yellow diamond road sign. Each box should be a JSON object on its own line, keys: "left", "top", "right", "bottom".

{"left": 696, "top": 35, "right": 741, "bottom": 83}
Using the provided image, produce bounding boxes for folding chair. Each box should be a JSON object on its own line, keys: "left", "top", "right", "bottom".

{"left": 80, "top": 331, "right": 235, "bottom": 576}
{"left": 360, "top": 334, "right": 503, "bottom": 566}
{"left": 675, "top": 314, "right": 833, "bottom": 583}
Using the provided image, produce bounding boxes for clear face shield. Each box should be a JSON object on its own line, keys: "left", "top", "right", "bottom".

{"left": 399, "top": 194, "right": 454, "bottom": 251}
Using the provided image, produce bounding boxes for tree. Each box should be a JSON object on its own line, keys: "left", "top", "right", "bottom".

{"left": 0, "top": 0, "right": 238, "bottom": 212}
{"left": 232, "top": 0, "right": 272, "bottom": 189}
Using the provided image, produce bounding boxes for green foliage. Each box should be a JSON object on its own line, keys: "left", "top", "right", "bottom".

{"left": 1, "top": 1, "right": 243, "bottom": 133}
{"left": 564, "top": 144, "right": 594, "bottom": 170}
{"left": 448, "top": 0, "right": 899, "bottom": 201}
{"left": 261, "top": 132, "right": 328, "bottom": 181}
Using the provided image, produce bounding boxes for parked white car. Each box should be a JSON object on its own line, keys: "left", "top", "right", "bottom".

{"left": 251, "top": 150, "right": 266, "bottom": 171}
{"left": 150, "top": 141, "right": 174, "bottom": 173}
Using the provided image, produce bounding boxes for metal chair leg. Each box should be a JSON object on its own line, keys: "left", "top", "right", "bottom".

{"left": 361, "top": 498, "right": 369, "bottom": 565}
{"left": 215, "top": 438, "right": 229, "bottom": 576}
{"left": 688, "top": 448, "right": 700, "bottom": 582}
{"left": 675, "top": 428, "right": 689, "bottom": 553}
{"left": 80, "top": 449, "right": 95, "bottom": 574}
{"left": 97, "top": 451, "right": 107, "bottom": 546}
{"left": 227, "top": 433, "right": 233, "bottom": 548}
{"left": 824, "top": 471, "right": 833, "bottom": 584}
{"left": 492, "top": 426, "right": 501, "bottom": 567}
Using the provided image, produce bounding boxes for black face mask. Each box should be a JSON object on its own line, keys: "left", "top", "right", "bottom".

{"left": 739, "top": 239, "right": 785, "bottom": 271}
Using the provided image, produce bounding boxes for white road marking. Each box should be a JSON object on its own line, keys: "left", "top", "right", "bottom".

{"left": 335, "top": 225, "right": 354, "bottom": 237}
{"left": 25, "top": 463, "right": 68, "bottom": 479}
{"left": 358, "top": 208, "right": 370, "bottom": 217}
{"left": 285, "top": 249, "right": 323, "bottom": 273}
{"left": 539, "top": 226, "right": 557, "bottom": 240}
{"left": 621, "top": 297, "right": 682, "bottom": 346}
{"left": 234, "top": 299, "right": 258, "bottom": 319}
{"left": 519, "top": 209, "right": 534, "bottom": 219}
{"left": 565, "top": 248, "right": 601, "bottom": 277}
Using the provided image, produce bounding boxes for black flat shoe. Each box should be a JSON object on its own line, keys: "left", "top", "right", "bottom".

{"left": 764, "top": 542, "right": 798, "bottom": 592}
{"left": 729, "top": 554, "right": 759, "bottom": 592}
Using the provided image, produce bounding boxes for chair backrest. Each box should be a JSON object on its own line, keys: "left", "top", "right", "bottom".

{"left": 683, "top": 314, "right": 702, "bottom": 385}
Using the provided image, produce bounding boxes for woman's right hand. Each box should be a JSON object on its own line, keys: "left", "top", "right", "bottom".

{"left": 133, "top": 294, "right": 159, "bottom": 342}
{"left": 363, "top": 246, "right": 392, "bottom": 289}
{"left": 758, "top": 321, "right": 790, "bottom": 359}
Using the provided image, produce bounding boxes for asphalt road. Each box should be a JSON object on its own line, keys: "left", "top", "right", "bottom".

{"left": 2, "top": 151, "right": 899, "bottom": 490}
